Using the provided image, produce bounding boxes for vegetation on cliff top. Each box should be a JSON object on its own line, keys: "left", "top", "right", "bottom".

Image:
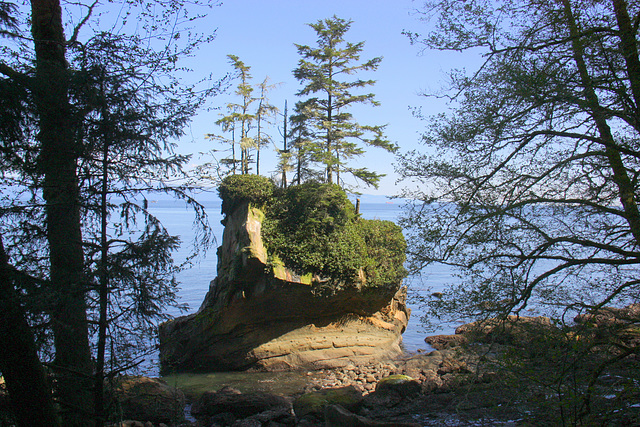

{"left": 218, "top": 175, "right": 407, "bottom": 290}
{"left": 218, "top": 174, "right": 276, "bottom": 217}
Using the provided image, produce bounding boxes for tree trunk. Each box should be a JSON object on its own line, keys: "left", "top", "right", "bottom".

{"left": 256, "top": 114, "right": 261, "bottom": 175}
{"left": 232, "top": 127, "right": 236, "bottom": 175}
{"left": 31, "top": 0, "right": 92, "bottom": 423}
{"left": 612, "top": 0, "right": 640, "bottom": 131}
{"left": 282, "top": 100, "right": 288, "bottom": 188}
{"left": 0, "top": 235, "right": 60, "bottom": 427}
{"left": 561, "top": 0, "right": 640, "bottom": 247}
{"left": 94, "top": 72, "right": 110, "bottom": 426}
{"left": 326, "top": 90, "right": 333, "bottom": 184}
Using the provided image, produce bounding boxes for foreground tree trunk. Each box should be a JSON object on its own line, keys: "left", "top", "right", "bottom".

{"left": 31, "top": 0, "right": 92, "bottom": 423}
{"left": 0, "top": 236, "right": 60, "bottom": 427}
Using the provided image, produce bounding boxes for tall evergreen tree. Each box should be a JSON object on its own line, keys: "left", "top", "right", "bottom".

{"left": 254, "top": 76, "right": 279, "bottom": 175}
{"left": 223, "top": 55, "right": 255, "bottom": 174}
{"left": 0, "top": 1, "right": 219, "bottom": 424}
{"left": 72, "top": 31, "right": 215, "bottom": 424}
{"left": 206, "top": 55, "right": 256, "bottom": 176}
{"left": 288, "top": 100, "right": 318, "bottom": 185}
{"left": 31, "top": 1, "right": 93, "bottom": 419}
{"left": 277, "top": 99, "right": 293, "bottom": 188}
{"left": 293, "top": 15, "right": 395, "bottom": 188}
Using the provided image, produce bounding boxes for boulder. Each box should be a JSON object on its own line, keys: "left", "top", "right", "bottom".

{"left": 110, "top": 376, "right": 185, "bottom": 425}
{"left": 574, "top": 303, "right": 640, "bottom": 346}
{"left": 574, "top": 303, "right": 640, "bottom": 327}
{"left": 324, "top": 404, "right": 421, "bottom": 427}
{"left": 293, "top": 385, "right": 363, "bottom": 420}
{"left": 425, "top": 334, "right": 468, "bottom": 350}
{"left": 449, "top": 315, "right": 553, "bottom": 346}
{"left": 190, "top": 386, "right": 290, "bottom": 420}
{"left": 455, "top": 315, "right": 552, "bottom": 335}
{"left": 159, "top": 193, "right": 410, "bottom": 373}
{"left": 362, "top": 374, "right": 422, "bottom": 408}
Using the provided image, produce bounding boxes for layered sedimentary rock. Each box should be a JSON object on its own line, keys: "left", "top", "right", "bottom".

{"left": 159, "top": 200, "right": 410, "bottom": 373}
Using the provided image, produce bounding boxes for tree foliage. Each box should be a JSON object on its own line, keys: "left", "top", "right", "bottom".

{"left": 205, "top": 56, "right": 279, "bottom": 179}
{"left": 0, "top": 0, "right": 220, "bottom": 424}
{"left": 399, "top": 0, "right": 640, "bottom": 422}
{"left": 293, "top": 15, "right": 395, "bottom": 188}
{"left": 255, "top": 77, "right": 279, "bottom": 175}
{"left": 287, "top": 100, "right": 319, "bottom": 185}
{"left": 217, "top": 174, "right": 275, "bottom": 216}
{"left": 261, "top": 181, "right": 406, "bottom": 290}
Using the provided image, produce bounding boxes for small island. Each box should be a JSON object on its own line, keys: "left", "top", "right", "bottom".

{"left": 159, "top": 175, "right": 410, "bottom": 373}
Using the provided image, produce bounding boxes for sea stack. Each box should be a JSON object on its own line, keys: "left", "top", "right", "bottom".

{"left": 159, "top": 175, "right": 409, "bottom": 373}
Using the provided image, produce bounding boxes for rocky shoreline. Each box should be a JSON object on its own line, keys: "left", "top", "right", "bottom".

{"left": 303, "top": 347, "right": 476, "bottom": 396}
{"left": 5, "top": 308, "right": 638, "bottom": 425}
{"left": 98, "top": 346, "right": 491, "bottom": 427}
{"left": 100, "top": 307, "right": 640, "bottom": 426}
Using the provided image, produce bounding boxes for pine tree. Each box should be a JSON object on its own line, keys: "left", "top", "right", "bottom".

{"left": 288, "top": 100, "right": 318, "bottom": 185}
{"left": 293, "top": 15, "right": 395, "bottom": 188}
{"left": 254, "top": 76, "right": 279, "bottom": 175}
{"left": 206, "top": 55, "right": 256, "bottom": 175}
{"left": 72, "top": 32, "right": 214, "bottom": 423}
{"left": 276, "top": 100, "right": 293, "bottom": 188}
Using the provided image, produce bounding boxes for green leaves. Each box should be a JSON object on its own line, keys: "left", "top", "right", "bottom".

{"left": 261, "top": 181, "right": 406, "bottom": 290}
{"left": 218, "top": 174, "right": 275, "bottom": 216}
{"left": 292, "top": 15, "right": 392, "bottom": 188}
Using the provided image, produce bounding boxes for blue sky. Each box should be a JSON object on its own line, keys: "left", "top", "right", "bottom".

{"left": 175, "top": 0, "right": 471, "bottom": 196}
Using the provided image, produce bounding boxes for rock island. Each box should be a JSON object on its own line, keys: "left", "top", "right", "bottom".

{"left": 159, "top": 175, "right": 409, "bottom": 373}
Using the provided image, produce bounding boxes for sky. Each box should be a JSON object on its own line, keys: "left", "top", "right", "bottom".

{"left": 173, "top": 0, "right": 471, "bottom": 196}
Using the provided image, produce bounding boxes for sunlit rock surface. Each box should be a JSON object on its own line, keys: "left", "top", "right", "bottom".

{"left": 159, "top": 201, "right": 409, "bottom": 373}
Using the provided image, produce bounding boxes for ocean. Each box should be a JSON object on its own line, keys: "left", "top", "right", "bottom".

{"left": 148, "top": 196, "right": 458, "bottom": 357}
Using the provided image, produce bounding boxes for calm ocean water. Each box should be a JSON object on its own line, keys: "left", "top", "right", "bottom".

{"left": 148, "top": 197, "right": 458, "bottom": 355}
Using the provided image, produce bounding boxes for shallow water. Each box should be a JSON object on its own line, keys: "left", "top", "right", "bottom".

{"left": 162, "top": 370, "right": 317, "bottom": 399}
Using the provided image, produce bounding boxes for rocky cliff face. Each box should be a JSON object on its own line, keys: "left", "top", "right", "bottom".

{"left": 158, "top": 201, "right": 410, "bottom": 373}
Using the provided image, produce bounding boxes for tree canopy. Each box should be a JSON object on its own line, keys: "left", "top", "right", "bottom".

{"left": 293, "top": 15, "right": 395, "bottom": 189}
{"left": 401, "top": 0, "right": 640, "bottom": 322}
{"left": 399, "top": 0, "right": 640, "bottom": 420}
{"left": 0, "top": 0, "right": 220, "bottom": 424}
{"left": 399, "top": 0, "right": 640, "bottom": 423}
{"left": 216, "top": 174, "right": 407, "bottom": 294}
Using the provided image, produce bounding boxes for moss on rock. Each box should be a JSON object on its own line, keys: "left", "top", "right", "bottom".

{"left": 293, "top": 386, "right": 363, "bottom": 419}
{"left": 218, "top": 174, "right": 275, "bottom": 217}
{"left": 375, "top": 374, "right": 421, "bottom": 397}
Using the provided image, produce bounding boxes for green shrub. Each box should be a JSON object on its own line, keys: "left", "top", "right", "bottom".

{"left": 218, "top": 174, "right": 275, "bottom": 215}
{"left": 262, "top": 182, "right": 407, "bottom": 290}
{"left": 360, "top": 219, "right": 407, "bottom": 288}
{"left": 270, "top": 181, "right": 356, "bottom": 234}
